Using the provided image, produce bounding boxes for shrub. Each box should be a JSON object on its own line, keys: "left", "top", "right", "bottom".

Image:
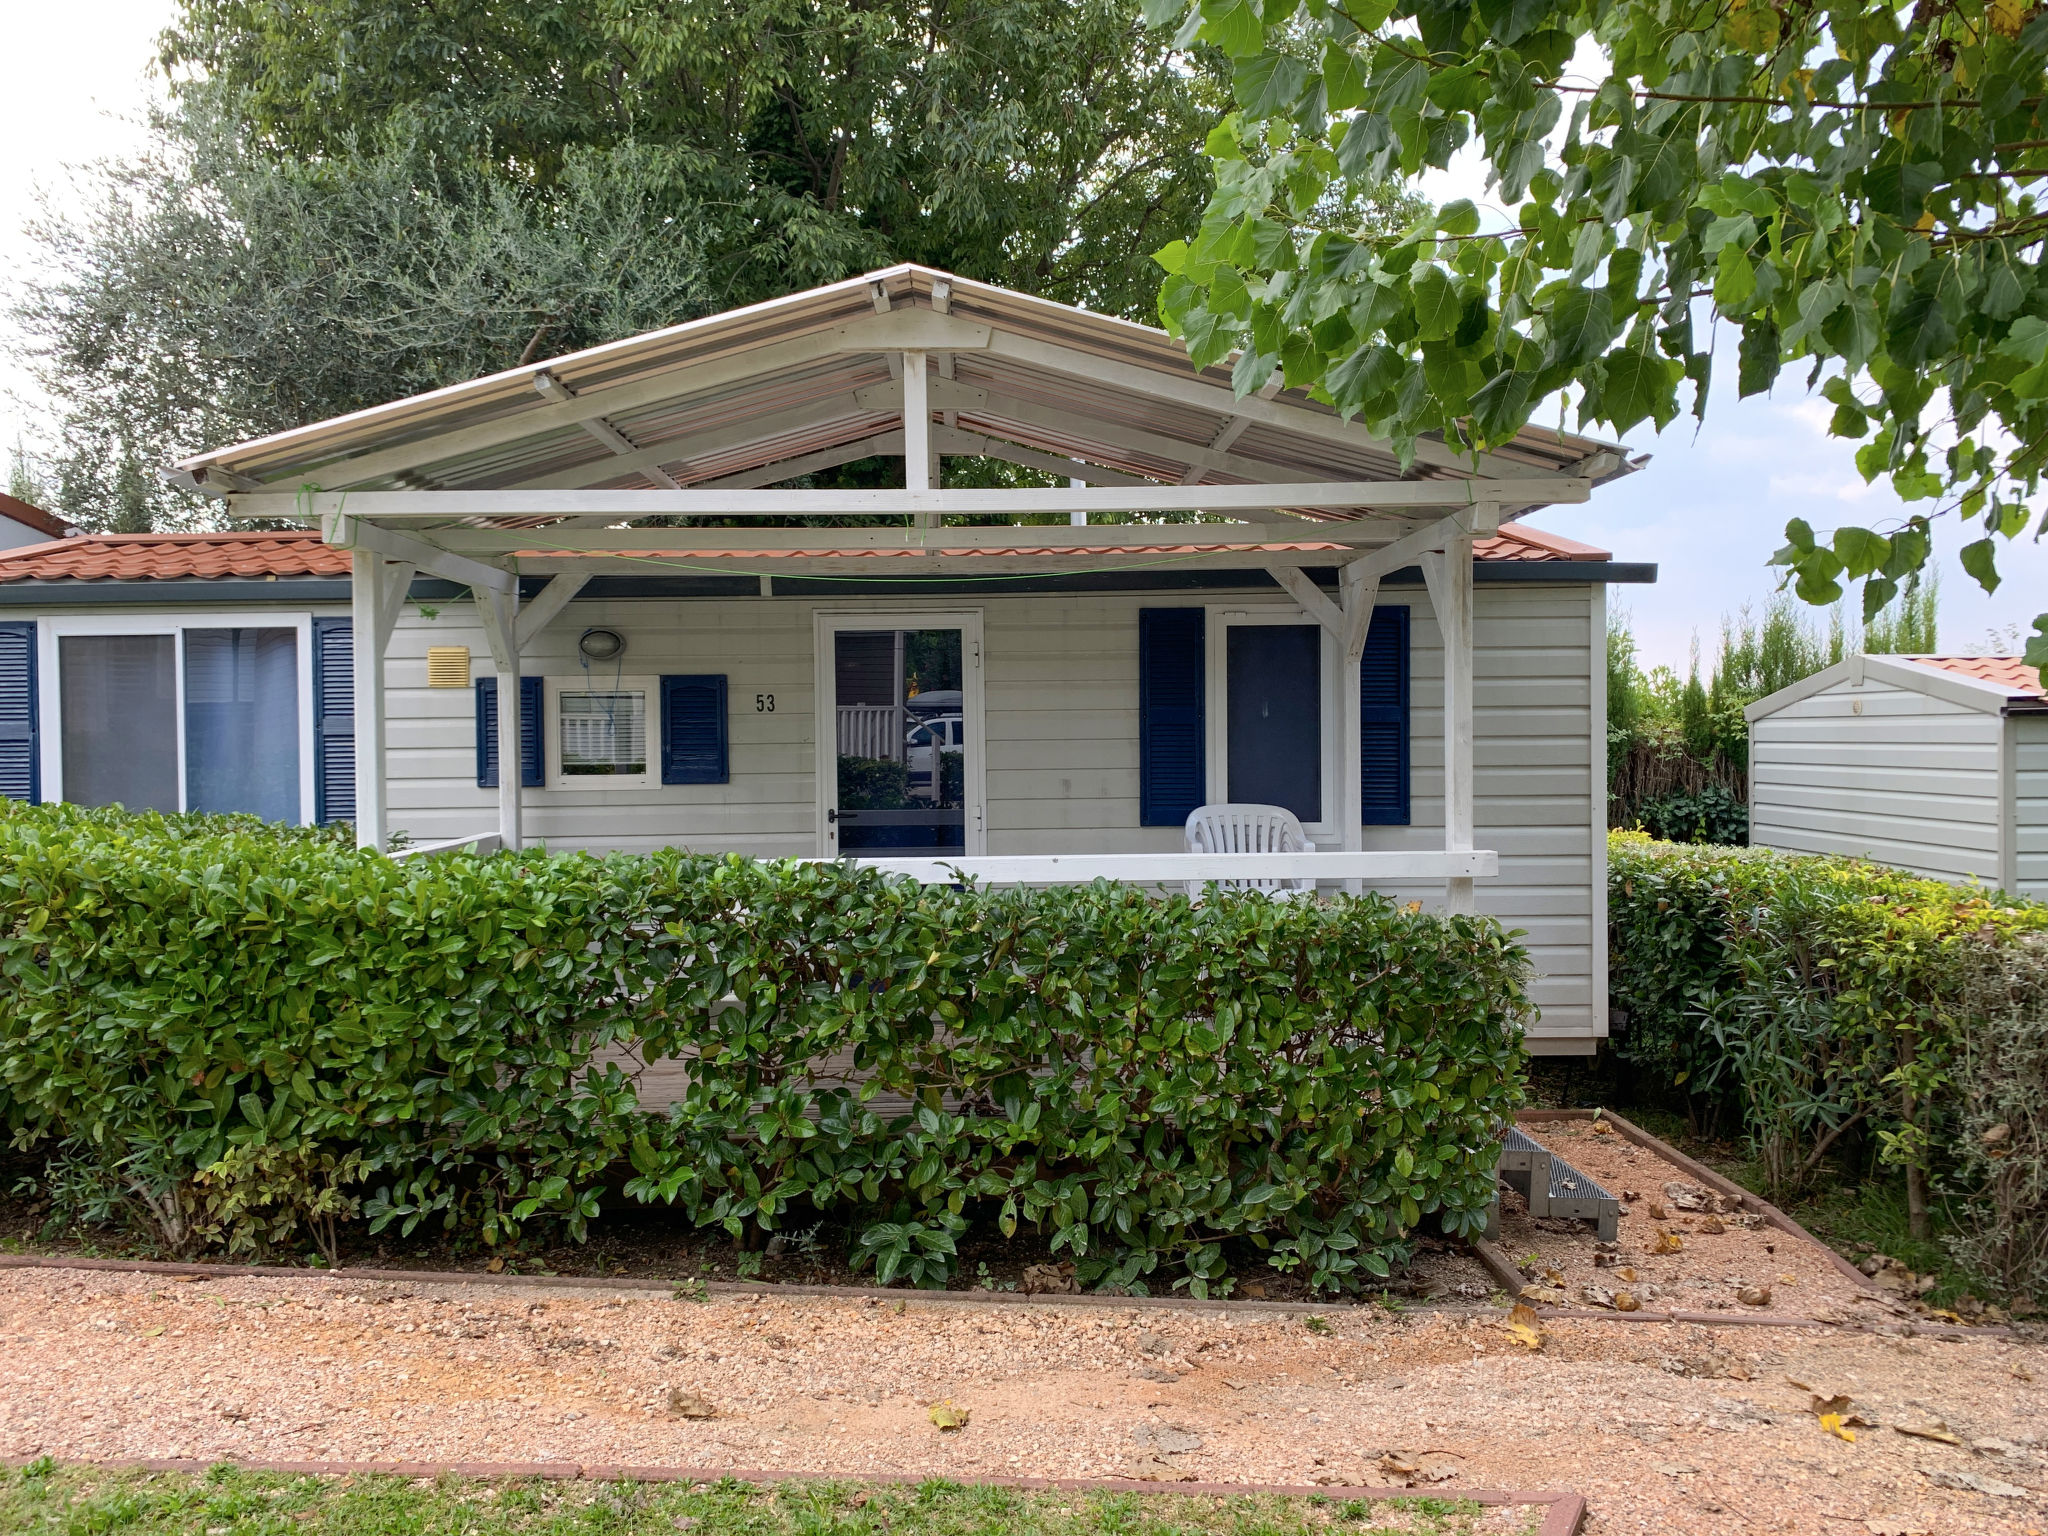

{"left": 0, "top": 801, "right": 1532, "bottom": 1293}
{"left": 1947, "top": 934, "right": 2048, "bottom": 1298}
{"left": 1608, "top": 831, "right": 2048, "bottom": 1236}
{"left": 1634, "top": 784, "right": 1748, "bottom": 846}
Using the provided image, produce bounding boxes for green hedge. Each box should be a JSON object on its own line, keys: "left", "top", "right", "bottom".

{"left": 1608, "top": 831, "right": 2048, "bottom": 1285}
{"left": 0, "top": 801, "right": 1532, "bottom": 1294}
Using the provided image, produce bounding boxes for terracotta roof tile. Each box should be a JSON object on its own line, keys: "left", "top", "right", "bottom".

{"left": 1898, "top": 654, "right": 2045, "bottom": 699}
{"left": 1474, "top": 524, "right": 1611, "bottom": 561}
{"left": 0, "top": 531, "right": 348, "bottom": 583}
{"left": 0, "top": 522, "right": 1611, "bottom": 584}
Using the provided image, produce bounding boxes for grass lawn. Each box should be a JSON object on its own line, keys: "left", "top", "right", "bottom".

{"left": 0, "top": 1464, "right": 1529, "bottom": 1536}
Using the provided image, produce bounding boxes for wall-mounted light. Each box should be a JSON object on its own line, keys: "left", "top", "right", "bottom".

{"left": 578, "top": 628, "right": 625, "bottom": 663}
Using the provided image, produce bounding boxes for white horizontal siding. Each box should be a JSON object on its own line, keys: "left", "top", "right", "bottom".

{"left": 2017, "top": 715, "right": 2048, "bottom": 901}
{"left": 372, "top": 580, "right": 1599, "bottom": 1047}
{"left": 1748, "top": 676, "right": 2004, "bottom": 885}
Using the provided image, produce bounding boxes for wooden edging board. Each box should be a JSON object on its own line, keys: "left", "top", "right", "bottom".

{"left": 1488, "top": 1109, "right": 2010, "bottom": 1340}
{"left": 0, "top": 1455, "right": 1585, "bottom": 1535}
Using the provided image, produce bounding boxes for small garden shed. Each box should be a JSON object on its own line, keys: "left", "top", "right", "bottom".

{"left": 1746, "top": 652, "right": 2048, "bottom": 898}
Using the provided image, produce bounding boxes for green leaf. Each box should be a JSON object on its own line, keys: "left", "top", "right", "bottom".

{"left": 1714, "top": 243, "right": 1757, "bottom": 313}
{"left": 1139, "top": 0, "right": 1188, "bottom": 27}
{"left": 1885, "top": 287, "right": 1956, "bottom": 368}
{"left": 1321, "top": 40, "right": 1367, "bottom": 112}
{"left": 1153, "top": 240, "right": 1189, "bottom": 276}
{"left": 1544, "top": 287, "right": 1615, "bottom": 371}
{"left": 1410, "top": 266, "right": 1460, "bottom": 340}
{"left": 1959, "top": 537, "right": 2003, "bottom": 594}
{"left": 1831, "top": 526, "right": 1890, "bottom": 579}
{"left": 1197, "top": 0, "right": 1264, "bottom": 58}
{"left": 1233, "top": 53, "right": 1309, "bottom": 119}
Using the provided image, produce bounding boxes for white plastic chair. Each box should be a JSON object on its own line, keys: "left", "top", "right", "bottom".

{"left": 1183, "top": 803, "right": 1316, "bottom": 898}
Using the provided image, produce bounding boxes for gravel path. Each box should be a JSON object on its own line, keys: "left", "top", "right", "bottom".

{"left": 1, "top": 1266, "right": 2043, "bottom": 1534}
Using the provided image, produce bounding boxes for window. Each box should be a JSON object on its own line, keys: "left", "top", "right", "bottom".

{"left": 546, "top": 676, "right": 656, "bottom": 789}
{"left": 61, "top": 634, "right": 178, "bottom": 812}
{"left": 50, "top": 619, "right": 314, "bottom": 823}
{"left": 184, "top": 629, "right": 300, "bottom": 823}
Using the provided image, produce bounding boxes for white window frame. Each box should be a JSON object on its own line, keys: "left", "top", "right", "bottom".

{"left": 544, "top": 673, "right": 658, "bottom": 791}
{"left": 812, "top": 608, "right": 987, "bottom": 859}
{"left": 1205, "top": 604, "right": 1341, "bottom": 842}
{"left": 37, "top": 610, "right": 319, "bottom": 825}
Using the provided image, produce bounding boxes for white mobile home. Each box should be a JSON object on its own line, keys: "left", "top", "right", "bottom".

{"left": 1746, "top": 652, "right": 2048, "bottom": 898}
{"left": 4, "top": 268, "right": 1657, "bottom": 1053}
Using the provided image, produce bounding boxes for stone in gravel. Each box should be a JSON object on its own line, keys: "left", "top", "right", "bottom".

{"left": 666, "top": 1388, "right": 717, "bottom": 1419}
{"left": 1136, "top": 1331, "right": 1168, "bottom": 1355}
{"left": 1133, "top": 1422, "right": 1203, "bottom": 1454}
{"left": 650, "top": 1342, "right": 680, "bottom": 1360}
{"left": 1928, "top": 1468, "right": 2025, "bottom": 1498}
{"left": 1136, "top": 1367, "right": 1179, "bottom": 1383}
{"left": 1736, "top": 1284, "right": 1773, "bottom": 1307}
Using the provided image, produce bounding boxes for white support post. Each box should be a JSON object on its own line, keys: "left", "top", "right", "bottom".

{"left": 902, "top": 350, "right": 933, "bottom": 528}
{"left": 475, "top": 586, "right": 524, "bottom": 852}
{"left": 1336, "top": 562, "right": 1382, "bottom": 875}
{"left": 1420, "top": 531, "right": 1477, "bottom": 915}
{"left": 349, "top": 550, "right": 410, "bottom": 851}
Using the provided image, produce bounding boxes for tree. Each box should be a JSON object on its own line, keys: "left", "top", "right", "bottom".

{"left": 14, "top": 108, "right": 716, "bottom": 531}
{"left": 17, "top": 1, "right": 1232, "bottom": 529}
{"left": 1145, "top": 1, "right": 2048, "bottom": 667}
{"left": 165, "top": 0, "right": 1229, "bottom": 320}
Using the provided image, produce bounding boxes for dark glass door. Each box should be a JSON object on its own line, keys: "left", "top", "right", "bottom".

{"left": 833, "top": 627, "right": 965, "bottom": 856}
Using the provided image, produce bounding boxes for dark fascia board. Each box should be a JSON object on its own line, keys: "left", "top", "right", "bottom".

{"left": 0, "top": 560, "right": 1656, "bottom": 608}
{"left": 0, "top": 578, "right": 356, "bottom": 606}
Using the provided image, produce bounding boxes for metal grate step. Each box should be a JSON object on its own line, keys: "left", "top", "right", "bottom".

{"left": 1491, "top": 1126, "right": 1620, "bottom": 1242}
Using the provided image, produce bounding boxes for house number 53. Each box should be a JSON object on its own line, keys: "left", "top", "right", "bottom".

{"left": 755, "top": 694, "right": 775, "bottom": 712}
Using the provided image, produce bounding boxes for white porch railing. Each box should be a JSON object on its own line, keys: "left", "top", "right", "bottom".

{"left": 390, "top": 832, "right": 504, "bottom": 861}
{"left": 825, "top": 849, "right": 1497, "bottom": 884}
{"left": 836, "top": 704, "right": 904, "bottom": 760}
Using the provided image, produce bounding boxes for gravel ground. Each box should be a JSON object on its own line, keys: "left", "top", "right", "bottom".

{"left": 1, "top": 1265, "right": 2042, "bottom": 1535}
{"left": 1506, "top": 1120, "right": 1880, "bottom": 1320}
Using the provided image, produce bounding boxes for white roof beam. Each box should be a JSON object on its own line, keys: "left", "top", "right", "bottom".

{"left": 432, "top": 522, "right": 1402, "bottom": 556}
{"left": 244, "top": 480, "right": 1580, "bottom": 523}
{"left": 689, "top": 431, "right": 906, "bottom": 490}
{"left": 1183, "top": 374, "right": 1284, "bottom": 482}
{"left": 526, "top": 394, "right": 885, "bottom": 491}
{"left": 931, "top": 425, "right": 1152, "bottom": 487}
{"left": 322, "top": 513, "right": 517, "bottom": 594}
{"left": 531, "top": 370, "right": 684, "bottom": 489}
{"left": 916, "top": 381, "right": 1342, "bottom": 488}
{"left": 261, "top": 329, "right": 867, "bottom": 491}
{"left": 983, "top": 330, "right": 1530, "bottom": 481}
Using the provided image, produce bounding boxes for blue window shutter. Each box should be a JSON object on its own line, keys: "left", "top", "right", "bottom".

{"left": 475, "top": 676, "right": 544, "bottom": 789}
{"left": 311, "top": 618, "right": 353, "bottom": 824}
{"left": 0, "top": 621, "right": 38, "bottom": 803}
{"left": 660, "top": 675, "right": 728, "bottom": 784}
{"left": 1139, "top": 608, "right": 1205, "bottom": 826}
{"left": 1359, "top": 605, "right": 1410, "bottom": 825}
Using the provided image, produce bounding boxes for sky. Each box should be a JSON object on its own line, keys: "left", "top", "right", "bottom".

{"left": 2, "top": 4, "right": 2043, "bottom": 668}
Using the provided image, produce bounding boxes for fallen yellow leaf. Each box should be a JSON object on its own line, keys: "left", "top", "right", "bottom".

{"left": 1501, "top": 1301, "right": 1546, "bottom": 1351}
{"left": 1649, "top": 1229, "right": 1684, "bottom": 1255}
{"left": 929, "top": 1399, "right": 970, "bottom": 1431}
{"left": 1820, "top": 1412, "right": 1856, "bottom": 1442}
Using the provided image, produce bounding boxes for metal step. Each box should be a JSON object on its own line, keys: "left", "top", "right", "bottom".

{"left": 1492, "top": 1126, "right": 1620, "bottom": 1242}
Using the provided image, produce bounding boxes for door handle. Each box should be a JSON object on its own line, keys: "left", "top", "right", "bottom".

{"left": 826, "top": 809, "right": 838, "bottom": 823}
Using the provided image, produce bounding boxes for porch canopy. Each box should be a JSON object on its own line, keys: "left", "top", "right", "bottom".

{"left": 173, "top": 265, "right": 1637, "bottom": 906}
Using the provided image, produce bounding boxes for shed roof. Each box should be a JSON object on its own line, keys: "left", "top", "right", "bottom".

{"left": 1746, "top": 650, "right": 2048, "bottom": 722}
{"left": 1895, "top": 654, "right": 2045, "bottom": 700}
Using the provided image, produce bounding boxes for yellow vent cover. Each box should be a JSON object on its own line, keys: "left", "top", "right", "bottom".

{"left": 426, "top": 647, "right": 471, "bottom": 688}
